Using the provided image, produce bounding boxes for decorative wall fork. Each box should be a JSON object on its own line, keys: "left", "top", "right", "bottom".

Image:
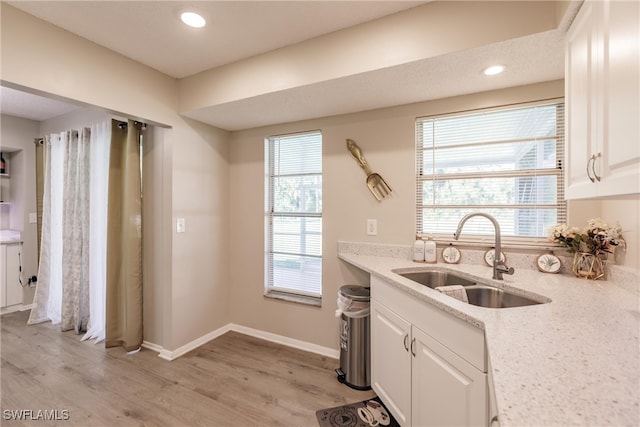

{"left": 346, "top": 138, "right": 393, "bottom": 201}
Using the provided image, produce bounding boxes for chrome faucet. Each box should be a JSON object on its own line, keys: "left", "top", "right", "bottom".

{"left": 453, "top": 212, "right": 514, "bottom": 280}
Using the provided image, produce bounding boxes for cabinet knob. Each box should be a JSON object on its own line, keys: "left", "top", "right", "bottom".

{"left": 403, "top": 334, "right": 409, "bottom": 352}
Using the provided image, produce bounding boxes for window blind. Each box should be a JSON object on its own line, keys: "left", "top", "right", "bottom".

{"left": 416, "top": 100, "right": 566, "bottom": 242}
{"left": 266, "top": 131, "right": 322, "bottom": 299}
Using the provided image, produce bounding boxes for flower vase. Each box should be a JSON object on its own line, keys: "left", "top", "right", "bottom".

{"left": 571, "top": 252, "right": 605, "bottom": 280}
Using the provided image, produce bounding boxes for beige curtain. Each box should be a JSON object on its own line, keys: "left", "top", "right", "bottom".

{"left": 35, "top": 139, "right": 44, "bottom": 264}
{"left": 105, "top": 120, "right": 143, "bottom": 351}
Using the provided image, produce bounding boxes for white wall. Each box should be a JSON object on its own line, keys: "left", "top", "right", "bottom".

{"left": 1, "top": 4, "right": 231, "bottom": 351}
{"left": 601, "top": 196, "right": 640, "bottom": 270}
{"left": 169, "top": 118, "right": 230, "bottom": 346}
{"left": 39, "top": 108, "right": 112, "bottom": 135}
{"left": 2, "top": 3, "right": 636, "bottom": 357}
{"left": 229, "top": 80, "right": 582, "bottom": 350}
{"left": 0, "top": 114, "right": 40, "bottom": 306}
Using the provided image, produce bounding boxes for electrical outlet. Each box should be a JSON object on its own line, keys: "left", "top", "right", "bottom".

{"left": 29, "top": 213, "right": 37, "bottom": 224}
{"left": 367, "top": 219, "right": 377, "bottom": 236}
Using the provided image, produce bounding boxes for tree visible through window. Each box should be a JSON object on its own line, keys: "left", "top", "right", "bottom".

{"left": 416, "top": 101, "right": 566, "bottom": 241}
{"left": 266, "top": 131, "right": 322, "bottom": 300}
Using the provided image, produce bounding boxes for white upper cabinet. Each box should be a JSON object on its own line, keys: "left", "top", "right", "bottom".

{"left": 565, "top": 0, "right": 639, "bottom": 199}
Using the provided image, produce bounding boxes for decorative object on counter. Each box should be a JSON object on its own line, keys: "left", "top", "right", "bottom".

{"left": 548, "top": 218, "right": 624, "bottom": 280}
{"left": 572, "top": 252, "right": 605, "bottom": 280}
{"left": 413, "top": 234, "right": 425, "bottom": 262}
{"left": 442, "top": 243, "right": 461, "bottom": 264}
{"left": 346, "top": 139, "right": 392, "bottom": 201}
{"left": 483, "top": 248, "right": 506, "bottom": 267}
{"left": 424, "top": 235, "right": 437, "bottom": 264}
{"left": 536, "top": 251, "right": 562, "bottom": 274}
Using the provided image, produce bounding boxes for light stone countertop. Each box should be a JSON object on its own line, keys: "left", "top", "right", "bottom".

{"left": 0, "top": 229, "right": 21, "bottom": 244}
{"left": 338, "top": 242, "right": 640, "bottom": 427}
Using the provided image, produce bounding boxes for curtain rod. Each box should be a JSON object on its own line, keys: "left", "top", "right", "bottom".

{"left": 116, "top": 120, "right": 147, "bottom": 130}
{"left": 34, "top": 119, "right": 148, "bottom": 142}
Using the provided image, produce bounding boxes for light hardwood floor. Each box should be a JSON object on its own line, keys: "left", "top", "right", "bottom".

{"left": 1, "top": 310, "right": 374, "bottom": 426}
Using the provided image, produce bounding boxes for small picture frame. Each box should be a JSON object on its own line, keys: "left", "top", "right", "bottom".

{"left": 484, "top": 248, "right": 506, "bottom": 267}
{"left": 536, "top": 252, "right": 562, "bottom": 274}
{"left": 442, "top": 244, "right": 461, "bottom": 264}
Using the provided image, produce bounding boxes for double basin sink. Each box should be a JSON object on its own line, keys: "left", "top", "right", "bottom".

{"left": 393, "top": 269, "right": 549, "bottom": 309}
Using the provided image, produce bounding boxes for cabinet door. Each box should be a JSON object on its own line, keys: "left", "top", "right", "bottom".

{"left": 5, "top": 244, "right": 22, "bottom": 307}
{"left": 566, "top": 0, "right": 640, "bottom": 199}
{"left": 412, "top": 327, "right": 487, "bottom": 427}
{"left": 565, "top": 0, "right": 601, "bottom": 199}
{"left": 599, "top": 0, "right": 640, "bottom": 196}
{"left": 371, "top": 300, "right": 412, "bottom": 426}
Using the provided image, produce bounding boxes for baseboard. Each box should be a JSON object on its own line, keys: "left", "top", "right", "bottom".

{"left": 141, "top": 340, "right": 164, "bottom": 354}
{"left": 229, "top": 323, "right": 340, "bottom": 359}
{"left": 142, "top": 323, "right": 234, "bottom": 361}
{"left": 0, "top": 303, "right": 32, "bottom": 316}
{"left": 143, "top": 323, "right": 339, "bottom": 361}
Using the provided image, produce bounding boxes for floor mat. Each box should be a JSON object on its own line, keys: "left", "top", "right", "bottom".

{"left": 315, "top": 396, "right": 400, "bottom": 427}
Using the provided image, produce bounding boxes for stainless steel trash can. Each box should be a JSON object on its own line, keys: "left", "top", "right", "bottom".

{"left": 336, "top": 285, "right": 371, "bottom": 390}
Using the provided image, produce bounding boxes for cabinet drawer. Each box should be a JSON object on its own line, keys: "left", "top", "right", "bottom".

{"left": 371, "top": 275, "right": 486, "bottom": 372}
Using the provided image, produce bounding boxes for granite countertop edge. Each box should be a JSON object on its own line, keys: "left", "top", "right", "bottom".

{"left": 337, "top": 242, "right": 640, "bottom": 427}
{"left": 0, "top": 239, "right": 22, "bottom": 244}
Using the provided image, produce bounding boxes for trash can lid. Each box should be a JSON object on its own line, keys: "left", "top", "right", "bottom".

{"left": 339, "top": 285, "right": 370, "bottom": 301}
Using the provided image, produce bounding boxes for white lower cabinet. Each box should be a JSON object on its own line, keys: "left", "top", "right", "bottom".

{"left": 371, "top": 277, "right": 488, "bottom": 427}
{"left": 371, "top": 299, "right": 412, "bottom": 425}
{"left": 412, "top": 327, "right": 487, "bottom": 426}
{"left": 1, "top": 243, "right": 22, "bottom": 308}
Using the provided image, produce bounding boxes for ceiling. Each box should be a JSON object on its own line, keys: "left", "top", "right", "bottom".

{"left": 1, "top": 1, "right": 579, "bottom": 130}
{"left": 6, "top": 1, "right": 428, "bottom": 79}
{"left": 0, "top": 86, "right": 82, "bottom": 121}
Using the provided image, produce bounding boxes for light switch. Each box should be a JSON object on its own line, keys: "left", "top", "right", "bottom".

{"left": 176, "top": 218, "right": 186, "bottom": 233}
{"left": 367, "top": 219, "right": 377, "bottom": 236}
{"left": 29, "top": 213, "right": 37, "bottom": 224}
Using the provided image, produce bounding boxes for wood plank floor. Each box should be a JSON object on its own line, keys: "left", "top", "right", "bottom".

{"left": 1, "top": 310, "right": 374, "bottom": 426}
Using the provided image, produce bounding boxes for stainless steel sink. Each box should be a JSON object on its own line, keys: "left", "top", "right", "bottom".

{"left": 395, "top": 270, "right": 476, "bottom": 289}
{"left": 393, "top": 269, "right": 548, "bottom": 309}
{"left": 464, "top": 285, "right": 544, "bottom": 308}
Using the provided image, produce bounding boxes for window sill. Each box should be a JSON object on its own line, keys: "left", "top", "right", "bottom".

{"left": 433, "top": 236, "right": 566, "bottom": 252}
{"left": 264, "top": 290, "right": 322, "bottom": 307}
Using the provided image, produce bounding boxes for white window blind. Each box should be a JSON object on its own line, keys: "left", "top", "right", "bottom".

{"left": 416, "top": 100, "right": 566, "bottom": 242}
{"left": 266, "top": 131, "right": 322, "bottom": 300}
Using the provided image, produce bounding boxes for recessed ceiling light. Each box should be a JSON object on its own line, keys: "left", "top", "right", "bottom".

{"left": 181, "top": 11, "right": 206, "bottom": 28}
{"left": 482, "top": 65, "right": 505, "bottom": 76}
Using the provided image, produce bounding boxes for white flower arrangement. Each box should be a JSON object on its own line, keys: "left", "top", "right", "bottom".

{"left": 548, "top": 218, "right": 624, "bottom": 255}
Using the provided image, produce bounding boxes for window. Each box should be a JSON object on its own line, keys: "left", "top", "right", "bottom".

{"left": 266, "top": 131, "right": 322, "bottom": 301}
{"left": 416, "top": 100, "right": 565, "bottom": 242}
